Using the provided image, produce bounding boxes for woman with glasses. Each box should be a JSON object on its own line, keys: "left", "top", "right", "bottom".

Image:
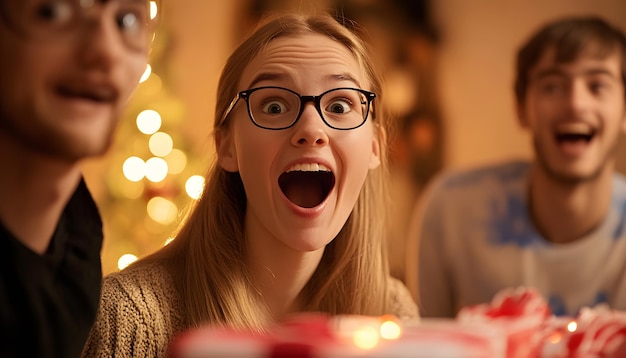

{"left": 0, "top": 0, "right": 156, "bottom": 357}
{"left": 83, "top": 12, "right": 418, "bottom": 357}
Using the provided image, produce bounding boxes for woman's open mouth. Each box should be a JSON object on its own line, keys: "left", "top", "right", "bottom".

{"left": 278, "top": 163, "right": 335, "bottom": 209}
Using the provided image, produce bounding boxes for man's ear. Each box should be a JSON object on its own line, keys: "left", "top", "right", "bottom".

{"left": 621, "top": 108, "right": 626, "bottom": 134}
{"left": 216, "top": 130, "right": 239, "bottom": 172}
{"left": 369, "top": 127, "right": 382, "bottom": 170}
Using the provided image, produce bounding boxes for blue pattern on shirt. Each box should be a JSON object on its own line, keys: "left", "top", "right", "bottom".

{"left": 487, "top": 192, "right": 538, "bottom": 247}
{"left": 549, "top": 291, "right": 609, "bottom": 316}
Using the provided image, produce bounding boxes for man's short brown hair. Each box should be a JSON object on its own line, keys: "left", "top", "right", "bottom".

{"left": 514, "top": 16, "right": 626, "bottom": 104}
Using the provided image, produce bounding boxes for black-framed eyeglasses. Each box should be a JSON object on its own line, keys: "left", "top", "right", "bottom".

{"left": 0, "top": 0, "right": 159, "bottom": 52}
{"left": 220, "top": 86, "right": 376, "bottom": 130}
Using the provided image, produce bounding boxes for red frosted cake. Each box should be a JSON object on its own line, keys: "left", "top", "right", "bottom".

{"left": 169, "top": 314, "right": 504, "bottom": 357}
{"left": 169, "top": 288, "right": 626, "bottom": 358}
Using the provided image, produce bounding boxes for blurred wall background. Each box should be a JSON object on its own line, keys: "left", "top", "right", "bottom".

{"left": 432, "top": 0, "right": 626, "bottom": 170}
{"left": 82, "top": 0, "right": 626, "bottom": 276}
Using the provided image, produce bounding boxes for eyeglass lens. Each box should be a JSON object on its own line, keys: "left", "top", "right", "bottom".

{"left": 1, "top": 0, "right": 155, "bottom": 51}
{"left": 246, "top": 87, "right": 370, "bottom": 130}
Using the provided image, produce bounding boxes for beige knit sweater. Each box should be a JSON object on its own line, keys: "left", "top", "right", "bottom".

{"left": 81, "top": 262, "right": 418, "bottom": 357}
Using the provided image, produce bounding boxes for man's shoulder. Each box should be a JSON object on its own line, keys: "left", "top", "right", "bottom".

{"left": 433, "top": 159, "right": 530, "bottom": 192}
{"left": 416, "top": 159, "right": 530, "bottom": 221}
{"left": 613, "top": 172, "right": 626, "bottom": 194}
{"left": 610, "top": 173, "right": 626, "bottom": 231}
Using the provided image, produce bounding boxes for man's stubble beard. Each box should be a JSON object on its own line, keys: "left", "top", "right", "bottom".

{"left": 533, "top": 133, "right": 621, "bottom": 187}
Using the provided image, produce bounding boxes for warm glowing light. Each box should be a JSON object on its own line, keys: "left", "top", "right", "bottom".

{"left": 136, "top": 109, "right": 162, "bottom": 134}
{"left": 353, "top": 326, "right": 379, "bottom": 350}
{"left": 147, "top": 197, "right": 178, "bottom": 225}
{"left": 379, "top": 320, "right": 402, "bottom": 340}
{"left": 149, "top": 132, "right": 173, "bottom": 157}
{"left": 165, "top": 149, "right": 187, "bottom": 175}
{"left": 185, "top": 175, "right": 205, "bottom": 199}
{"left": 123, "top": 156, "right": 146, "bottom": 182}
{"left": 549, "top": 332, "right": 562, "bottom": 344}
{"left": 150, "top": 1, "right": 158, "bottom": 20}
{"left": 117, "top": 254, "right": 138, "bottom": 270}
{"left": 141, "top": 73, "right": 162, "bottom": 95}
{"left": 164, "top": 237, "right": 175, "bottom": 246}
{"left": 567, "top": 321, "right": 578, "bottom": 332}
{"left": 120, "top": 181, "right": 144, "bottom": 200}
{"left": 139, "top": 64, "right": 152, "bottom": 83}
{"left": 145, "top": 157, "right": 168, "bottom": 182}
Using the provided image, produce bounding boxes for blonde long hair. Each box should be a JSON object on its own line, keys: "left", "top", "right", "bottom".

{"left": 141, "top": 12, "right": 392, "bottom": 331}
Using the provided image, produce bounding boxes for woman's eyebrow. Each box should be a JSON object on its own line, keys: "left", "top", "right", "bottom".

{"left": 248, "top": 73, "right": 289, "bottom": 89}
{"left": 329, "top": 73, "right": 361, "bottom": 88}
{"left": 247, "top": 72, "right": 362, "bottom": 89}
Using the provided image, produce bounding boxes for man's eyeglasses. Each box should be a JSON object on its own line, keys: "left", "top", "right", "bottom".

{"left": 0, "top": 0, "right": 159, "bottom": 52}
{"left": 221, "top": 86, "right": 377, "bottom": 130}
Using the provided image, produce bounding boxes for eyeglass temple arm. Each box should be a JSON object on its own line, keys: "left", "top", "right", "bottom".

{"left": 220, "top": 94, "right": 242, "bottom": 125}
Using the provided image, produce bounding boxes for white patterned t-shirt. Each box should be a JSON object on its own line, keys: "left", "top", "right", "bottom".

{"left": 411, "top": 160, "right": 626, "bottom": 318}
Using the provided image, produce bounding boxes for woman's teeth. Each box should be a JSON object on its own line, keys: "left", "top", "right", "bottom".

{"left": 285, "top": 163, "right": 331, "bottom": 173}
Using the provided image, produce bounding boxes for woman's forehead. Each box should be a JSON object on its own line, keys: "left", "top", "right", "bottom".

{"left": 238, "top": 34, "right": 369, "bottom": 90}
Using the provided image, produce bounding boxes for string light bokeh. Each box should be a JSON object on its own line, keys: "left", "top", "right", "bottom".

{"left": 90, "top": 0, "right": 208, "bottom": 273}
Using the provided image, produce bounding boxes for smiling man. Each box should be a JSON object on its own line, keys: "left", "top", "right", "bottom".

{"left": 406, "top": 16, "right": 626, "bottom": 318}
{"left": 0, "top": 0, "right": 154, "bottom": 356}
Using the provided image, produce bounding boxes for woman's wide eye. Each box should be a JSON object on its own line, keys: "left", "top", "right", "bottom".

{"left": 262, "top": 100, "right": 288, "bottom": 114}
{"left": 327, "top": 99, "right": 351, "bottom": 114}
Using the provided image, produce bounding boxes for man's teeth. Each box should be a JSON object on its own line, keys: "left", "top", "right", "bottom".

{"left": 555, "top": 122, "right": 593, "bottom": 135}
{"left": 285, "top": 163, "right": 330, "bottom": 172}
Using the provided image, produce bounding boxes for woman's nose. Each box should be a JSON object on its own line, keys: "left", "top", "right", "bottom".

{"left": 291, "top": 103, "right": 329, "bottom": 146}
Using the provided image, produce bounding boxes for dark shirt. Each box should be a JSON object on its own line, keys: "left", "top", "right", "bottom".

{"left": 0, "top": 178, "right": 103, "bottom": 357}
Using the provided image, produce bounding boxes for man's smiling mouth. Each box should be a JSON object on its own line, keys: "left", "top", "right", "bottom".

{"left": 278, "top": 163, "right": 335, "bottom": 208}
{"left": 56, "top": 81, "right": 118, "bottom": 104}
{"left": 555, "top": 122, "right": 595, "bottom": 144}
